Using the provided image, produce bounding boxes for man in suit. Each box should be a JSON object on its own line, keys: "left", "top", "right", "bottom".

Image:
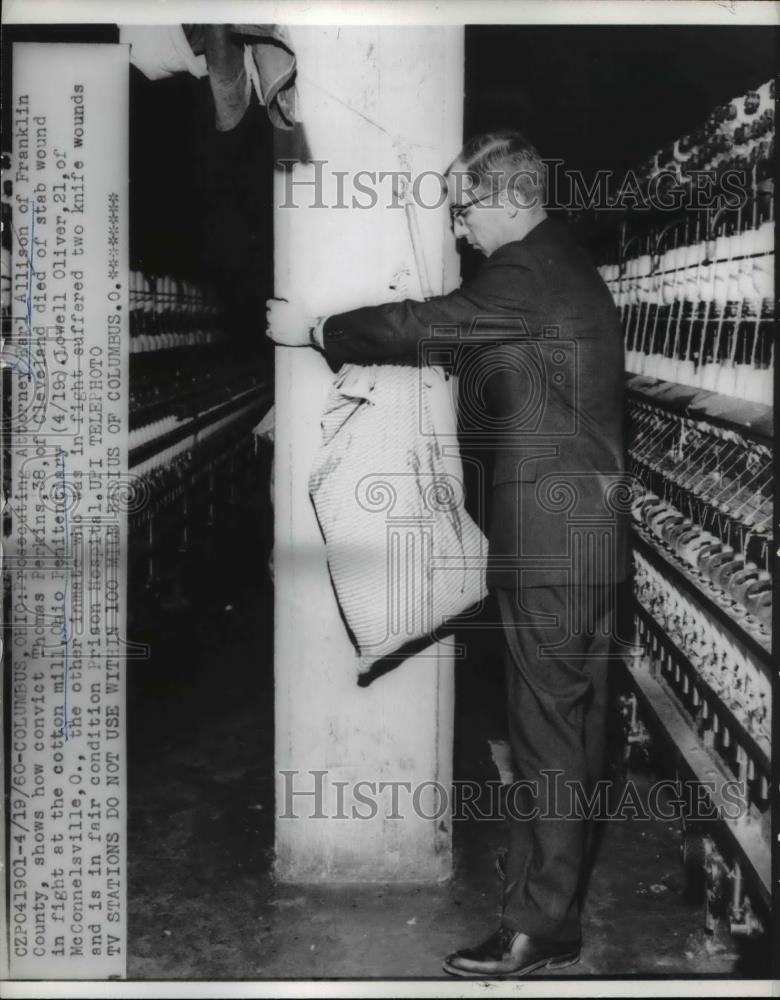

{"left": 267, "top": 130, "right": 629, "bottom": 977}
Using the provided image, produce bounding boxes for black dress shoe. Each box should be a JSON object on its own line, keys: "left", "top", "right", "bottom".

{"left": 442, "top": 927, "right": 581, "bottom": 978}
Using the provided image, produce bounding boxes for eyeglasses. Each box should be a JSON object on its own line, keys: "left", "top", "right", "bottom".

{"left": 449, "top": 188, "right": 504, "bottom": 223}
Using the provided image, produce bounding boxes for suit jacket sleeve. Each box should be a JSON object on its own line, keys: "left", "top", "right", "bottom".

{"left": 321, "top": 252, "right": 542, "bottom": 370}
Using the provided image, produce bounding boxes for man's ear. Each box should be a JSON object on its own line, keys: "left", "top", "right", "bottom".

{"left": 501, "top": 188, "right": 520, "bottom": 218}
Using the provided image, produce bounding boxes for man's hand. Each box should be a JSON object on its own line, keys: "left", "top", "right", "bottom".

{"left": 265, "top": 297, "right": 315, "bottom": 347}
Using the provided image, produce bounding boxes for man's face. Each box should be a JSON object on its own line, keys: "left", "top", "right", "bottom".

{"left": 447, "top": 167, "right": 509, "bottom": 257}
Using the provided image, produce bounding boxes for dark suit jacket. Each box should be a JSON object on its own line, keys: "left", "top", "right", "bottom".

{"left": 322, "top": 217, "right": 629, "bottom": 590}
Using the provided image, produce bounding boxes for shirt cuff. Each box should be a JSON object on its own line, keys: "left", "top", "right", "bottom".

{"left": 310, "top": 317, "right": 326, "bottom": 350}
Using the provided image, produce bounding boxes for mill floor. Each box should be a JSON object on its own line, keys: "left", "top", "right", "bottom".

{"left": 125, "top": 449, "right": 766, "bottom": 983}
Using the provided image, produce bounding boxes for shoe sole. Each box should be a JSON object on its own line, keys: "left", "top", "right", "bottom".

{"left": 442, "top": 951, "right": 580, "bottom": 979}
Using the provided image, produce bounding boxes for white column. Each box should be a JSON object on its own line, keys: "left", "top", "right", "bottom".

{"left": 273, "top": 26, "right": 464, "bottom": 881}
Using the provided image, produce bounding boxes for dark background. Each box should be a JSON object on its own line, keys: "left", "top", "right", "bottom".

{"left": 465, "top": 26, "right": 775, "bottom": 179}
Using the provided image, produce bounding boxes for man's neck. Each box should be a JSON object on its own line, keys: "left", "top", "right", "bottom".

{"left": 517, "top": 208, "right": 548, "bottom": 241}
{"left": 493, "top": 209, "right": 548, "bottom": 254}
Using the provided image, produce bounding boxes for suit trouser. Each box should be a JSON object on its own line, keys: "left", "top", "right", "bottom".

{"left": 494, "top": 583, "right": 613, "bottom": 942}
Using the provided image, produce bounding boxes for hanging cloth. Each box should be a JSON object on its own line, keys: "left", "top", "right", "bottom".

{"left": 309, "top": 364, "right": 488, "bottom": 675}
{"left": 119, "top": 24, "right": 209, "bottom": 80}
{"left": 120, "top": 23, "right": 297, "bottom": 131}
{"left": 184, "top": 24, "right": 296, "bottom": 131}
